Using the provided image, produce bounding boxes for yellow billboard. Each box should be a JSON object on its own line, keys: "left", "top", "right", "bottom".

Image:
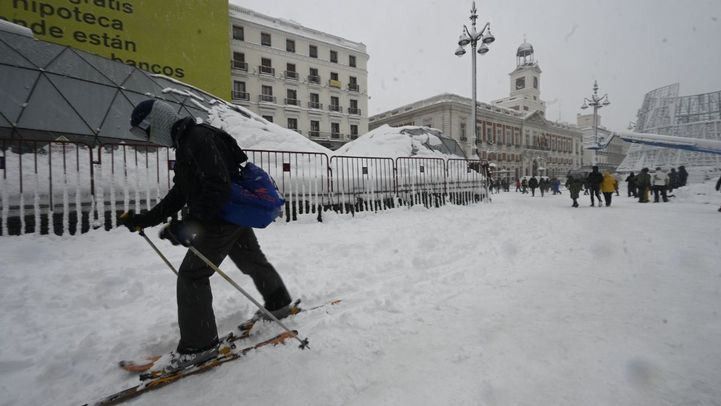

{"left": 0, "top": 0, "right": 231, "bottom": 99}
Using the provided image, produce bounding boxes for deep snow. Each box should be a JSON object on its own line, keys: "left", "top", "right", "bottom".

{"left": 1, "top": 185, "right": 720, "bottom": 406}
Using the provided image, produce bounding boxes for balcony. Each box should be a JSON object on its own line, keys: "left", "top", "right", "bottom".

{"left": 474, "top": 139, "right": 482, "bottom": 145}
{"left": 232, "top": 91, "right": 249, "bottom": 101}
{"left": 258, "top": 94, "right": 276, "bottom": 103}
{"left": 231, "top": 61, "right": 248, "bottom": 71}
{"left": 460, "top": 137, "right": 468, "bottom": 142}
{"left": 348, "top": 83, "right": 360, "bottom": 92}
{"left": 328, "top": 79, "right": 341, "bottom": 89}
{"left": 331, "top": 132, "right": 342, "bottom": 139}
{"left": 258, "top": 65, "right": 275, "bottom": 76}
{"left": 350, "top": 135, "right": 358, "bottom": 140}
{"left": 347, "top": 107, "right": 361, "bottom": 115}
{"left": 329, "top": 104, "right": 342, "bottom": 112}
{"left": 284, "top": 71, "right": 299, "bottom": 80}
{"left": 309, "top": 130, "right": 320, "bottom": 137}
{"left": 308, "top": 75, "right": 321, "bottom": 85}
{"left": 284, "top": 98, "right": 300, "bottom": 106}
{"left": 308, "top": 101, "right": 323, "bottom": 109}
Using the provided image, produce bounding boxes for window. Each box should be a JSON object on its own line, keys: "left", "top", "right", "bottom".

{"left": 348, "top": 76, "right": 359, "bottom": 91}
{"left": 330, "top": 50, "right": 338, "bottom": 63}
{"left": 329, "top": 72, "right": 340, "bottom": 89}
{"left": 285, "top": 63, "right": 298, "bottom": 80}
{"left": 309, "top": 93, "right": 321, "bottom": 109}
{"left": 330, "top": 96, "right": 340, "bottom": 112}
{"left": 533, "top": 76, "right": 538, "bottom": 89}
{"left": 515, "top": 77, "right": 525, "bottom": 90}
{"left": 286, "top": 89, "right": 297, "bottom": 105}
{"left": 260, "top": 85, "right": 274, "bottom": 103}
{"left": 308, "top": 67, "right": 320, "bottom": 84}
{"left": 286, "top": 39, "right": 295, "bottom": 53}
{"left": 331, "top": 122, "right": 340, "bottom": 138}
{"left": 309, "top": 44, "right": 318, "bottom": 58}
{"left": 260, "top": 58, "right": 273, "bottom": 75}
{"left": 486, "top": 127, "right": 492, "bottom": 143}
{"left": 523, "top": 106, "right": 529, "bottom": 111}
{"left": 349, "top": 55, "right": 356, "bottom": 67}
{"left": 232, "top": 25, "right": 244, "bottom": 40}
{"left": 262, "top": 115, "right": 273, "bottom": 123}
{"left": 460, "top": 122, "right": 466, "bottom": 140}
{"left": 261, "top": 32, "right": 271, "bottom": 47}
{"left": 349, "top": 99, "right": 359, "bottom": 115}
{"left": 330, "top": 72, "right": 339, "bottom": 81}
{"left": 232, "top": 52, "right": 246, "bottom": 71}
{"left": 310, "top": 120, "right": 320, "bottom": 136}
{"left": 287, "top": 117, "right": 298, "bottom": 130}
{"left": 350, "top": 124, "right": 358, "bottom": 138}
{"left": 232, "top": 81, "right": 248, "bottom": 101}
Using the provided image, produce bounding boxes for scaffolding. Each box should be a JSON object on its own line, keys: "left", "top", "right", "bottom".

{"left": 617, "top": 84, "right": 721, "bottom": 180}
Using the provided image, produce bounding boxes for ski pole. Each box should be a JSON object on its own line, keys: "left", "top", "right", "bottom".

{"left": 138, "top": 229, "right": 179, "bottom": 276}
{"left": 186, "top": 245, "right": 310, "bottom": 350}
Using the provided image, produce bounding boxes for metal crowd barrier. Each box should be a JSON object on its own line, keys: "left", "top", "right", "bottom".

{"left": 1, "top": 139, "right": 488, "bottom": 236}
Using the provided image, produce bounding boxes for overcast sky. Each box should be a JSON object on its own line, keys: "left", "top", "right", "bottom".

{"left": 233, "top": 0, "right": 721, "bottom": 131}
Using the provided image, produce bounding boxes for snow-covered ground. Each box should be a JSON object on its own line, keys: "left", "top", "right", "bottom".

{"left": 1, "top": 184, "right": 720, "bottom": 406}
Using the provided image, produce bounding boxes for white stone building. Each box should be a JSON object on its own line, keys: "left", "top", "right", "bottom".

{"left": 369, "top": 40, "right": 583, "bottom": 181}
{"left": 576, "top": 113, "right": 628, "bottom": 171}
{"left": 228, "top": 5, "right": 369, "bottom": 150}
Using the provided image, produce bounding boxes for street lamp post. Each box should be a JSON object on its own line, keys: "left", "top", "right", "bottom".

{"left": 580, "top": 80, "right": 610, "bottom": 166}
{"left": 454, "top": 1, "right": 495, "bottom": 158}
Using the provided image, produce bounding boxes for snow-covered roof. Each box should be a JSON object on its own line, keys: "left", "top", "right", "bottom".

{"left": 334, "top": 125, "right": 466, "bottom": 159}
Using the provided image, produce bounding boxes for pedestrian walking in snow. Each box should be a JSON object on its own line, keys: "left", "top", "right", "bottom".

{"left": 565, "top": 175, "right": 582, "bottom": 207}
{"left": 636, "top": 168, "right": 652, "bottom": 203}
{"left": 601, "top": 170, "right": 616, "bottom": 207}
{"left": 521, "top": 178, "right": 528, "bottom": 194}
{"left": 529, "top": 176, "right": 539, "bottom": 197}
{"left": 652, "top": 167, "right": 669, "bottom": 203}
{"left": 716, "top": 175, "right": 721, "bottom": 212}
{"left": 614, "top": 174, "right": 620, "bottom": 196}
{"left": 669, "top": 168, "right": 679, "bottom": 193}
{"left": 119, "top": 99, "right": 294, "bottom": 372}
{"left": 625, "top": 172, "right": 637, "bottom": 197}
{"left": 678, "top": 165, "right": 689, "bottom": 187}
{"left": 587, "top": 166, "right": 603, "bottom": 207}
{"left": 515, "top": 177, "right": 521, "bottom": 192}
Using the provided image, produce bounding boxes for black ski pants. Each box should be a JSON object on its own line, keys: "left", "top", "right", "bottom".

{"left": 653, "top": 186, "right": 668, "bottom": 202}
{"left": 176, "top": 223, "right": 291, "bottom": 353}
{"left": 603, "top": 192, "right": 613, "bottom": 207}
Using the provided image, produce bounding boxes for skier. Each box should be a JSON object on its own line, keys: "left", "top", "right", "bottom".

{"left": 119, "top": 99, "right": 294, "bottom": 373}
{"left": 625, "top": 172, "right": 637, "bottom": 197}
{"left": 586, "top": 166, "right": 604, "bottom": 207}
{"left": 528, "top": 176, "right": 539, "bottom": 197}
{"left": 565, "top": 175, "right": 582, "bottom": 207}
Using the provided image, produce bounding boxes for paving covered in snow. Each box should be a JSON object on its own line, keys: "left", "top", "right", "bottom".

{"left": 1, "top": 184, "right": 720, "bottom": 405}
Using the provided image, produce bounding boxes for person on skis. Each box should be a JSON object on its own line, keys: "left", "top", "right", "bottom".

{"left": 118, "top": 99, "right": 294, "bottom": 372}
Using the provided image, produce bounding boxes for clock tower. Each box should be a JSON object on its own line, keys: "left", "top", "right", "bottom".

{"left": 492, "top": 37, "right": 546, "bottom": 115}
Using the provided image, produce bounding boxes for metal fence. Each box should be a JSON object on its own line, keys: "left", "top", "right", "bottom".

{"left": 1, "top": 139, "right": 488, "bottom": 236}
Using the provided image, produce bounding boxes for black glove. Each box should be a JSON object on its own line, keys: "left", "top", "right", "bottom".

{"left": 118, "top": 211, "right": 150, "bottom": 232}
{"left": 159, "top": 220, "right": 200, "bottom": 247}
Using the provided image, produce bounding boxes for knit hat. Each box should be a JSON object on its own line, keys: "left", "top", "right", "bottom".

{"left": 130, "top": 99, "right": 180, "bottom": 147}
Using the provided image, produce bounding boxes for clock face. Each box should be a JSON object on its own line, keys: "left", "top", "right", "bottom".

{"left": 515, "top": 77, "right": 525, "bottom": 90}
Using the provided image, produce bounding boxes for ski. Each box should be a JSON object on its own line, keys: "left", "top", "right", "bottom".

{"left": 118, "top": 298, "right": 339, "bottom": 374}
{"left": 88, "top": 331, "right": 298, "bottom": 406}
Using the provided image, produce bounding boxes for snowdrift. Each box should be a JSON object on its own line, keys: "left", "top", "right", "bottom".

{"left": 334, "top": 125, "right": 466, "bottom": 159}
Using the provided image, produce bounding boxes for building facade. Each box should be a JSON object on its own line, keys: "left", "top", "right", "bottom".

{"left": 228, "top": 5, "right": 369, "bottom": 150}
{"left": 369, "top": 41, "right": 582, "bottom": 181}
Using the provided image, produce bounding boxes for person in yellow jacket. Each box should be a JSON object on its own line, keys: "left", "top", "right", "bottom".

{"left": 601, "top": 170, "right": 617, "bottom": 207}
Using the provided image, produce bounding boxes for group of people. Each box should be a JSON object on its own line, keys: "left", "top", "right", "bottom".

{"left": 564, "top": 166, "right": 619, "bottom": 208}
{"left": 514, "top": 176, "right": 562, "bottom": 197}
{"left": 624, "top": 165, "right": 688, "bottom": 203}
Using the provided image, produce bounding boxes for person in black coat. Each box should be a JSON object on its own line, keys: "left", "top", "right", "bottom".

{"left": 119, "top": 100, "right": 293, "bottom": 370}
{"left": 528, "top": 176, "right": 539, "bottom": 197}
{"left": 678, "top": 165, "right": 689, "bottom": 187}
{"left": 586, "top": 166, "right": 603, "bottom": 207}
{"left": 716, "top": 175, "right": 721, "bottom": 212}
{"left": 625, "top": 172, "right": 637, "bottom": 197}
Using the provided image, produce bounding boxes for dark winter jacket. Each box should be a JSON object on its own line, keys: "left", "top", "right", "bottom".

{"left": 678, "top": 166, "right": 689, "bottom": 186}
{"left": 716, "top": 175, "right": 721, "bottom": 192}
{"left": 143, "top": 118, "right": 248, "bottom": 226}
{"left": 587, "top": 170, "right": 603, "bottom": 188}
{"left": 528, "top": 177, "right": 539, "bottom": 188}
{"left": 636, "top": 171, "right": 651, "bottom": 189}
{"left": 565, "top": 177, "right": 582, "bottom": 198}
{"left": 625, "top": 174, "right": 636, "bottom": 188}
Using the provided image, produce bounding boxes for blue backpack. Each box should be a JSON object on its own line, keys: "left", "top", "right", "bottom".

{"left": 220, "top": 162, "right": 285, "bottom": 228}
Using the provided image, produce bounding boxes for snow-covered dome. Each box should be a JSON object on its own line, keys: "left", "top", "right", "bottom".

{"left": 516, "top": 41, "right": 534, "bottom": 58}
